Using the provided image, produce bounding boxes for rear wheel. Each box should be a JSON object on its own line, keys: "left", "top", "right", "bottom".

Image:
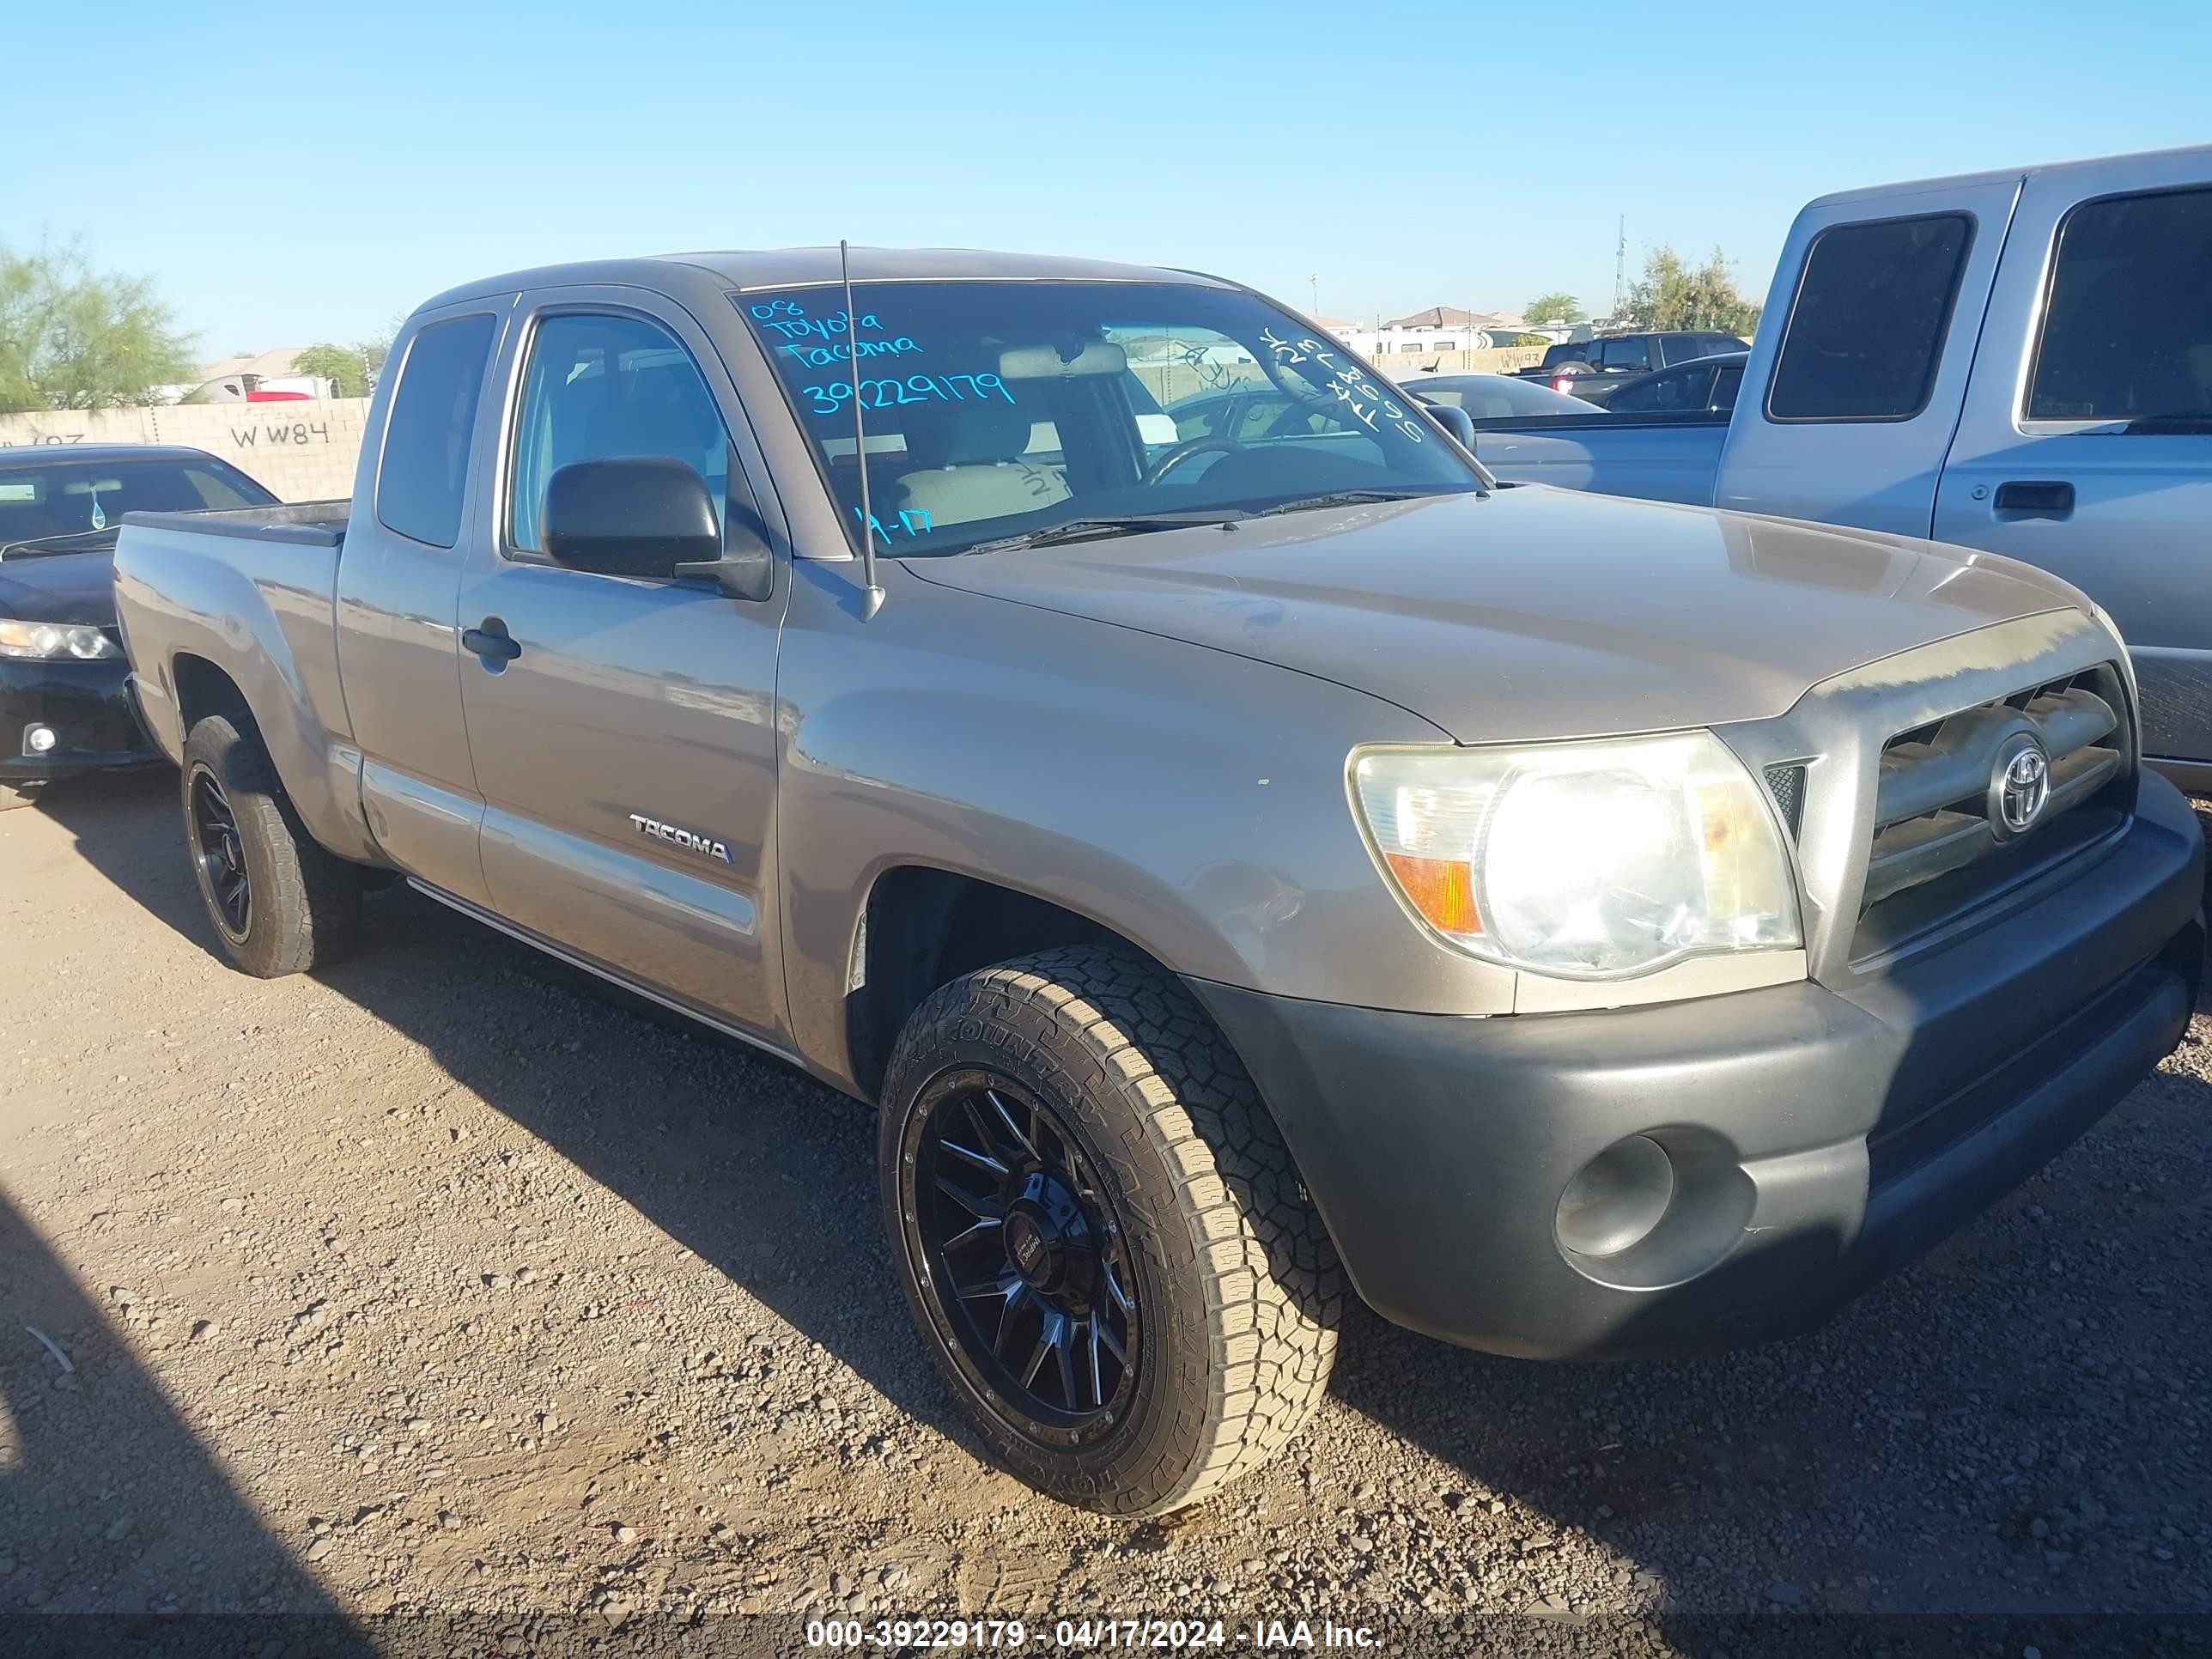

{"left": 181, "top": 714, "right": 361, "bottom": 976}
{"left": 881, "top": 945, "right": 1340, "bottom": 1515}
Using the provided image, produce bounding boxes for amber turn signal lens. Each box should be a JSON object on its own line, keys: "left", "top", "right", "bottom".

{"left": 1382, "top": 852, "right": 1480, "bottom": 936}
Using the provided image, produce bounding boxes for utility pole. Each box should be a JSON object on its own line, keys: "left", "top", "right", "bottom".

{"left": 1309, "top": 273, "right": 1319, "bottom": 315}
{"left": 1611, "top": 215, "right": 1626, "bottom": 321}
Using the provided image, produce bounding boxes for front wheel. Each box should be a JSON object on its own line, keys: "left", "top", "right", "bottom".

{"left": 881, "top": 945, "right": 1341, "bottom": 1515}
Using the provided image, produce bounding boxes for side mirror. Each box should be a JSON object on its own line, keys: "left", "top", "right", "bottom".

{"left": 1426, "top": 402, "right": 1477, "bottom": 450}
{"left": 542, "top": 457, "right": 722, "bottom": 580}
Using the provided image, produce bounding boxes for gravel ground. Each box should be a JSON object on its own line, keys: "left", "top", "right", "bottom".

{"left": 2, "top": 772, "right": 2208, "bottom": 1652}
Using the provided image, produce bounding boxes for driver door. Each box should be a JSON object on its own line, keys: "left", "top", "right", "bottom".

{"left": 454, "top": 289, "right": 793, "bottom": 1040}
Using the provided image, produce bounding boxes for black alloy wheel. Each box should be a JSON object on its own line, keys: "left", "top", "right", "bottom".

{"left": 189, "top": 766, "right": 251, "bottom": 939}
{"left": 900, "top": 1070, "right": 1140, "bottom": 1447}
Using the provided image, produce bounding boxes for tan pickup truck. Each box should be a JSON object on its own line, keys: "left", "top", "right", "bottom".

{"left": 113, "top": 246, "right": 2204, "bottom": 1514}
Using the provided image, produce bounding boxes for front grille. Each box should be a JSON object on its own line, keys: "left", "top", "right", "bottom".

{"left": 1852, "top": 664, "right": 2133, "bottom": 957}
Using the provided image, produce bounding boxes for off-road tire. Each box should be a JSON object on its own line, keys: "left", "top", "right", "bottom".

{"left": 181, "top": 714, "right": 361, "bottom": 976}
{"left": 881, "top": 944, "right": 1341, "bottom": 1515}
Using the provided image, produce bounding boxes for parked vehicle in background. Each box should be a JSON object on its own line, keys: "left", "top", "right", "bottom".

{"left": 0, "top": 446, "right": 277, "bottom": 809}
{"left": 1517, "top": 331, "right": 1749, "bottom": 393}
{"left": 1463, "top": 144, "right": 2212, "bottom": 778}
{"left": 0, "top": 447, "right": 276, "bottom": 557}
{"left": 1164, "top": 380, "right": 1382, "bottom": 465}
{"left": 1574, "top": 350, "right": 1747, "bottom": 413}
{"left": 1404, "top": 372, "right": 1601, "bottom": 418}
{"left": 114, "top": 246, "right": 2203, "bottom": 1517}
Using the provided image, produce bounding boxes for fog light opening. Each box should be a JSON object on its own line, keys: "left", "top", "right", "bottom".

{"left": 1556, "top": 1134, "right": 1675, "bottom": 1258}
{"left": 23, "top": 724, "right": 58, "bottom": 756}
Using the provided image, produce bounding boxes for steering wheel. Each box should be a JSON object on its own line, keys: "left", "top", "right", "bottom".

{"left": 1143, "top": 434, "right": 1246, "bottom": 485}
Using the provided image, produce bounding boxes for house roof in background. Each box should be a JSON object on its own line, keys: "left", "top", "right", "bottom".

{"left": 1383, "top": 306, "right": 1501, "bottom": 329}
{"left": 194, "top": 347, "right": 315, "bottom": 382}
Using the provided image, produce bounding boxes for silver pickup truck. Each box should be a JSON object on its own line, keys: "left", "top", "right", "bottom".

{"left": 1467, "top": 143, "right": 2212, "bottom": 777}
{"left": 113, "top": 248, "right": 2204, "bottom": 1516}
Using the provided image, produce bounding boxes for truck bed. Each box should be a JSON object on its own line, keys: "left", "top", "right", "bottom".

{"left": 1465, "top": 412, "right": 1728, "bottom": 507}
{"left": 118, "top": 500, "right": 350, "bottom": 548}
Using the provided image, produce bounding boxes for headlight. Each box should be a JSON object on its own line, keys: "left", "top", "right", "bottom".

{"left": 1351, "top": 732, "right": 1802, "bottom": 979}
{"left": 0, "top": 617, "right": 122, "bottom": 660}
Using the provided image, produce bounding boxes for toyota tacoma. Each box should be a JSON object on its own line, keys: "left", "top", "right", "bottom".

{"left": 112, "top": 248, "right": 2204, "bottom": 1515}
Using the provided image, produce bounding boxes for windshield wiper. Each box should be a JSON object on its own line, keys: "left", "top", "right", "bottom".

{"left": 1249, "top": 488, "right": 1449, "bottom": 519}
{"left": 2121, "top": 412, "right": 2212, "bottom": 434}
{"left": 963, "top": 511, "right": 1246, "bottom": 555}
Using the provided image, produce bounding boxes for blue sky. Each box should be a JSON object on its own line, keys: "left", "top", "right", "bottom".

{"left": 12, "top": 0, "right": 2209, "bottom": 360}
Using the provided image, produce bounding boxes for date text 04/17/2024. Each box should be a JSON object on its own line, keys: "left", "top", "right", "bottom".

{"left": 802, "top": 1618, "right": 1381, "bottom": 1650}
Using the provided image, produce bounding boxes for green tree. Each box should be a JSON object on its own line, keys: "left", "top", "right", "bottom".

{"left": 0, "top": 241, "right": 198, "bottom": 413}
{"left": 1620, "top": 246, "right": 1760, "bottom": 336}
{"left": 291, "top": 343, "right": 373, "bottom": 399}
{"left": 1523, "top": 290, "right": 1587, "bottom": 325}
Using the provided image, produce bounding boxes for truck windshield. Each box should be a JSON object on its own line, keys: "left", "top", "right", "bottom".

{"left": 736, "top": 281, "right": 1481, "bottom": 556}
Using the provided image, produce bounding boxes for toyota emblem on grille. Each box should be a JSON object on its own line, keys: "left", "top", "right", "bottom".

{"left": 1992, "top": 738, "right": 2051, "bottom": 836}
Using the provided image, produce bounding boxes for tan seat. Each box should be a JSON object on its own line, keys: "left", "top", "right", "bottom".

{"left": 894, "top": 403, "right": 1069, "bottom": 529}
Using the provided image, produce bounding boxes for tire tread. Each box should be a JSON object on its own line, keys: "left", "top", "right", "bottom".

{"left": 886, "top": 943, "right": 1340, "bottom": 1515}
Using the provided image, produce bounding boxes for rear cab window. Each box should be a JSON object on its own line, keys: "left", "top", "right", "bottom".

{"left": 377, "top": 313, "right": 499, "bottom": 548}
{"left": 2027, "top": 184, "right": 2212, "bottom": 428}
{"left": 1766, "top": 214, "right": 1974, "bottom": 422}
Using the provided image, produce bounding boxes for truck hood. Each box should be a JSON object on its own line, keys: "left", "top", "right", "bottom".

{"left": 902, "top": 486, "right": 2084, "bottom": 744}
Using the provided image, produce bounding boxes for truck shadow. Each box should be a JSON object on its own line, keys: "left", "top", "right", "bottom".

{"left": 29, "top": 771, "right": 2212, "bottom": 1623}
{"left": 0, "top": 1188, "right": 378, "bottom": 1648}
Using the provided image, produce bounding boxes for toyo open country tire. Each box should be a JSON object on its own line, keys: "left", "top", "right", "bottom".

{"left": 180, "top": 714, "right": 361, "bottom": 978}
{"left": 880, "top": 944, "right": 1341, "bottom": 1515}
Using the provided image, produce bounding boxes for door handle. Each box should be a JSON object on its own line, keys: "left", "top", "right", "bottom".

{"left": 1993, "top": 480, "right": 2075, "bottom": 516}
{"left": 462, "top": 618, "right": 521, "bottom": 669}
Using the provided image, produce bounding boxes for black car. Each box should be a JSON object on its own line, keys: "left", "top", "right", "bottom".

{"left": 1403, "top": 372, "right": 1602, "bottom": 418}
{"left": 1516, "top": 331, "right": 1749, "bottom": 393}
{"left": 0, "top": 445, "right": 276, "bottom": 808}
{"left": 1571, "top": 349, "right": 1749, "bottom": 412}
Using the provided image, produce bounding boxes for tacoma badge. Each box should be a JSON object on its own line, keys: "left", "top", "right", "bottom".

{"left": 629, "top": 813, "right": 733, "bottom": 864}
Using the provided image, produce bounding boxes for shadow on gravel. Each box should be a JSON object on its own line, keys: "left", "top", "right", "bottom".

{"left": 0, "top": 1189, "right": 375, "bottom": 1650}
{"left": 33, "top": 771, "right": 2212, "bottom": 1626}
{"left": 33, "top": 772, "right": 986, "bottom": 1468}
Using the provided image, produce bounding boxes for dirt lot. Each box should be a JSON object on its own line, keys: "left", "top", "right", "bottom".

{"left": 3, "top": 773, "right": 2209, "bottom": 1651}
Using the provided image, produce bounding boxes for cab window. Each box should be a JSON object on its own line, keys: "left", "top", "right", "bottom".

{"left": 378, "top": 313, "right": 498, "bottom": 549}
{"left": 508, "top": 313, "right": 746, "bottom": 556}
{"left": 1767, "top": 214, "right": 1972, "bottom": 422}
{"left": 2027, "top": 185, "right": 2212, "bottom": 424}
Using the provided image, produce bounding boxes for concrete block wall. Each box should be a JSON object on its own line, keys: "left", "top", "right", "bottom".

{"left": 0, "top": 399, "right": 372, "bottom": 503}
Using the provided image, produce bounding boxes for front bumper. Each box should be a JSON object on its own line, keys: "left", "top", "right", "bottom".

{"left": 0, "top": 655, "right": 161, "bottom": 782}
{"left": 1193, "top": 771, "right": 2205, "bottom": 1360}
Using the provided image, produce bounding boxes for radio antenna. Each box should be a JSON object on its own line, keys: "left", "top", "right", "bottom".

{"left": 841, "top": 239, "right": 885, "bottom": 619}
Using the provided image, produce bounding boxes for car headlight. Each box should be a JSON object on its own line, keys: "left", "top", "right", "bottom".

{"left": 1351, "top": 731, "right": 1802, "bottom": 979}
{"left": 0, "top": 617, "right": 122, "bottom": 660}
